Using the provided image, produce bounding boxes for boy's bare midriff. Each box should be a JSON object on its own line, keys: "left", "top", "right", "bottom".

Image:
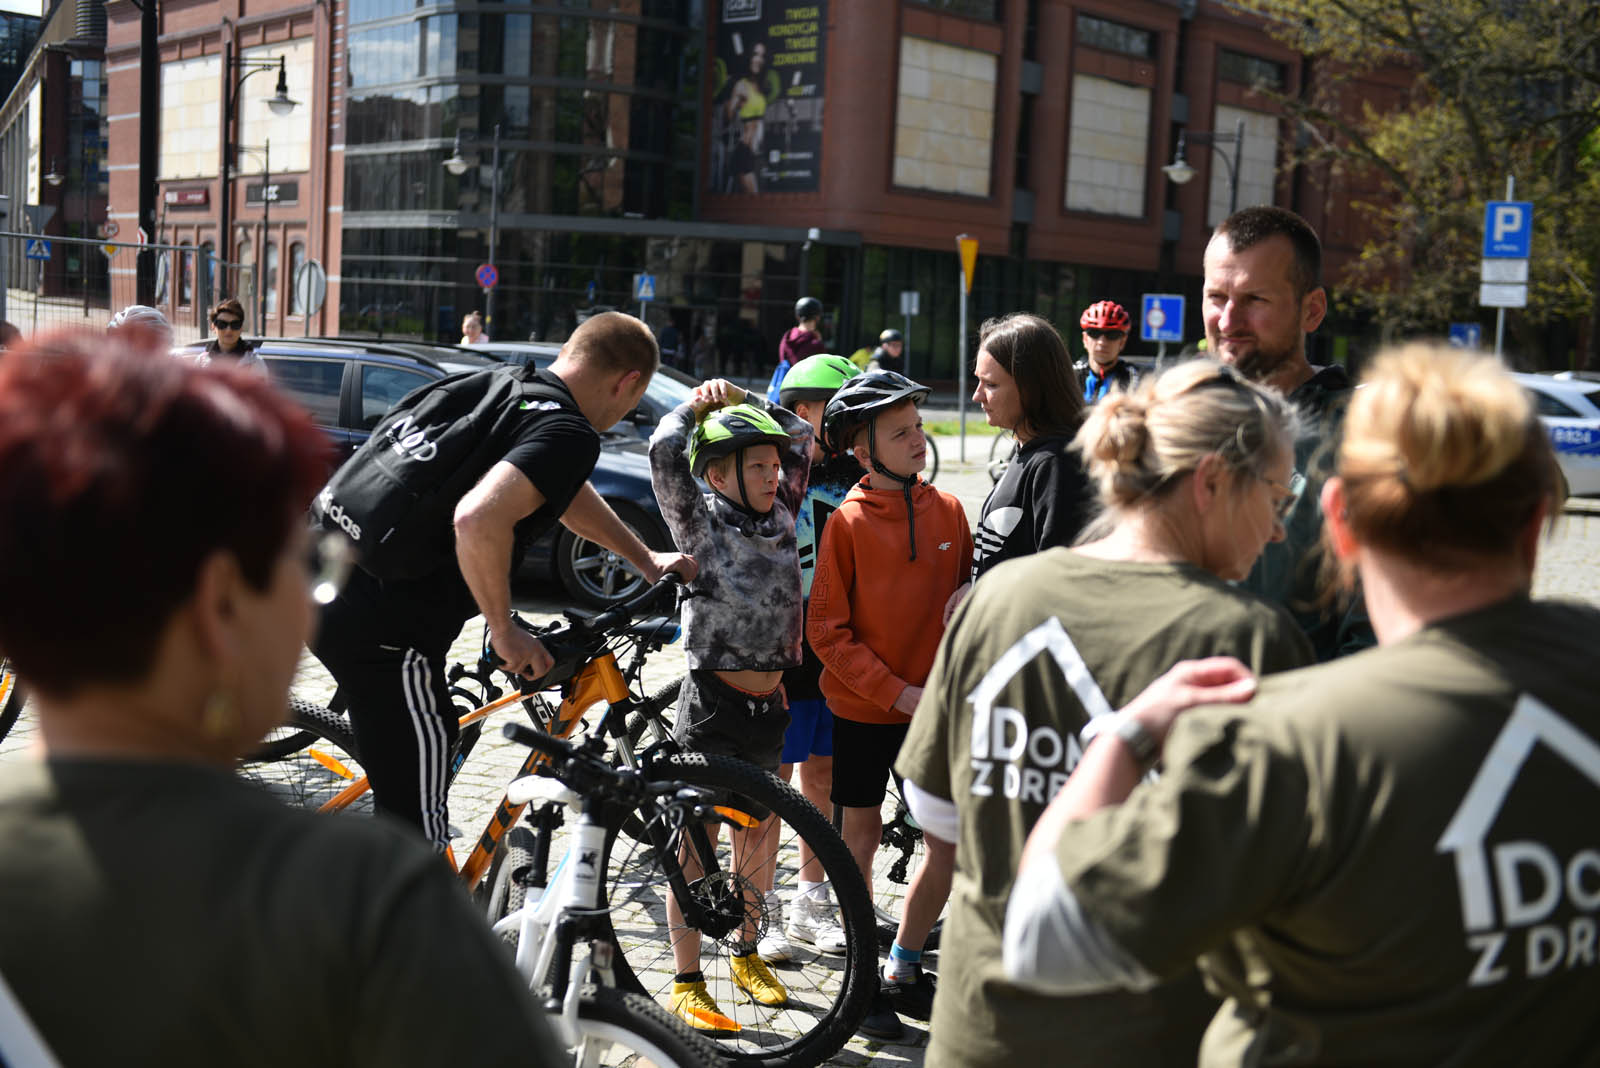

{"left": 715, "top": 667, "right": 784, "bottom": 695}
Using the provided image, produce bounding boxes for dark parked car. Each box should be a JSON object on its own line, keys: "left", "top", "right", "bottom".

{"left": 180, "top": 339, "right": 670, "bottom": 607}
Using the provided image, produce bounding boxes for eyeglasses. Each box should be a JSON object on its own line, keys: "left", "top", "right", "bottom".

{"left": 213, "top": 318, "right": 243, "bottom": 329}
{"left": 1084, "top": 328, "right": 1126, "bottom": 340}
{"left": 1257, "top": 470, "right": 1305, "bottom": 523}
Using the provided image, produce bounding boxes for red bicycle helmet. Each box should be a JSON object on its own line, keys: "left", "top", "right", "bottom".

{"left": 1080, "top": 300, "right": 1131, "bottom": 332}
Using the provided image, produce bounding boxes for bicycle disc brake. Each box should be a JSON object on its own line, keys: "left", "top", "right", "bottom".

{"left": 686, "top": 870, "right": 758, "bottom": 944}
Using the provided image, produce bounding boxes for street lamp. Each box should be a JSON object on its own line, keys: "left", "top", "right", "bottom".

{"left": 234, "top": 141, "right": 273, "bottom": 332}
{"left": 43, "top": 161, "right": 64, "bottom": 187}
{"left": 220, "top": 48, "right": 297, "bottom": 300}
{"left": 444, "top": 123, "right": 501, "bottom": 333}
{"left": 1162, "top": 118, "right": 1246, "bottom": 216}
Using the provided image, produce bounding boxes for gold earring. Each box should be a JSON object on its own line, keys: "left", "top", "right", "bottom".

{"left": 202, "top": 690, "right": 239, "bottom": 739}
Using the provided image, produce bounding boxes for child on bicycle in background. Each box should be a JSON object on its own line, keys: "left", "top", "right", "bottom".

{"left": 648, "top": 376, "right": 812, "bottom": 1033}
{"left": 806, "top": 370, "right": 972, "bottom": 1040}
{"left": 754, "top": 355, "right": 866, "bottom": 963}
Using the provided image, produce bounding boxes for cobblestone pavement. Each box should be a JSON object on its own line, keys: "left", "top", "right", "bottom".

{"left": 4, "top": 442, "right": 1599, "bottom": 1066}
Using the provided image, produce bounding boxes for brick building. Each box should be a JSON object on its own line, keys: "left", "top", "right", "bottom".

{"left": 99, "top": 0, "right": 1376, "bottom": 373}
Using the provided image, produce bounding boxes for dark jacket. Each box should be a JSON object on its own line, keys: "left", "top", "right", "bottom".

{"left": 1073, "top": 357, "right": 1138, "bottom": 403}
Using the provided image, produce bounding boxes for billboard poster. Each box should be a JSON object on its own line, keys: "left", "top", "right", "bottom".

{"left": 709, "top": 1, "right": 826, "bottom": 195}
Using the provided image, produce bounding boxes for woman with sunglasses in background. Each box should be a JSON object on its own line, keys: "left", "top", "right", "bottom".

{"left": 1074, "top": 300, "right": 1138, "bottom": 404}
{"left": 894, "top": 360, "right": 1313, "bottom": 1068}
{"left": 0, "top": 335, "right": 562, "bottom": 1065}
{"left": 198, "top": 297, "right": 265, "bottom": 372}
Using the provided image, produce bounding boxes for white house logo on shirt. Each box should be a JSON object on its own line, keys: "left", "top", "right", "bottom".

{"left": 966, "top": 617, "right": 1117, "bottom": 805}
{"left": 1435, "top": 694, "right": 1600, "bottom": 986}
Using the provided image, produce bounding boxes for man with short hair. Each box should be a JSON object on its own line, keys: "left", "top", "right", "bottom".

{"left": 1203, "top": 205, "right": 1370, "bottom": 659}
{"left": 314, "top": 311, "right": 696, "bottom": 849}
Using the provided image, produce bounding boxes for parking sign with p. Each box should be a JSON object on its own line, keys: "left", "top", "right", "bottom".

{"left": 1482, "top": 201, "right": 1533, "bottom": 259}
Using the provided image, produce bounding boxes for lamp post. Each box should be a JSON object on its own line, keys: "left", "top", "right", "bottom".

{"left": 444, "top": 123, "right": 501, "bottom": 333}
{"left": 1162, "top": 117, "right": 1246, "bottom": 216}
{"left": 43, "top": 162, "right": 63, "bottom": 301}
{"left": 236, "top": 141, "right": 272, "bottom": 331}
{"left": 220, "top": 47, "right": 296, "bottom": 300}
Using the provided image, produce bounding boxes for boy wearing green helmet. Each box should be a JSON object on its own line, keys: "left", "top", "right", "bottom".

{"left": 750, "top": 354, "right": 867, "bottom": 963}
{"left": 648, "top": 376, "right": 813, "bottom": 1033}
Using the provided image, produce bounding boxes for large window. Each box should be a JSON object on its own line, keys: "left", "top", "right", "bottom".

{"left": 1065, "top": 75, "right": 1150, "bottom": 218}
{"left": 289, "top": 242, "right": 307, "bottom": 314}
{"left": 1076, "top": 14, "right": 1154, "bottom": 59}
{"left": 1208, "top": 105, "right": 1278, "bottom": 225}
{"left": 159, "top": 55, "right": 222, "bottom": 179}
{"left": 1219, "top": 49, "right": 1286, "bottom": 91}
{"left": 237, "top": 40, "right": 314, "bottom": 174}
{"left": 892, "top": 37, "right": 996, "bottom": 198}
{"left": 179, "top": 242, "right": 193, "bottom": 306}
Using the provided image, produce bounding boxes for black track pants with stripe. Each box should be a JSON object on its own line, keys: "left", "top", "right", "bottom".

{"left": 312, "top": 612, "right": 460, "bottom": 851}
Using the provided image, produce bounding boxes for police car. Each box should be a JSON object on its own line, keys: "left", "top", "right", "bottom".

{"left": 1513, "top": 372, "right": 1600, "bottom": 497}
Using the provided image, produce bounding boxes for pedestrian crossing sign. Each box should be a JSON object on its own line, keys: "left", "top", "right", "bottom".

{"left": 24, "top": 238, "right": 51, "bottom": 260}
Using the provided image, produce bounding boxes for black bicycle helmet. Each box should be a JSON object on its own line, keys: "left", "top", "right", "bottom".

{"left": 822, "top": 370, "right": 931, "bottom": 560}
{"left": 794, "top": 296, "right": 823, "bottom": 321}
{"left": 878, "top": 328, "right": 903, "bottom": 344}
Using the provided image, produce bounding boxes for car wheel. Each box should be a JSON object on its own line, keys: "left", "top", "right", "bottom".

{"left": 554, "top": 503, "right": 670, "bottom": 608}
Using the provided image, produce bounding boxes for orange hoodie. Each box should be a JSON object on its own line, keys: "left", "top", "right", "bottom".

{"left": 807, "top": 477, "right": 973, "bottom": 724}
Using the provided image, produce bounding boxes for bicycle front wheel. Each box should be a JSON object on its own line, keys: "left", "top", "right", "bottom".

{"left": 571, "top": 985, "right": 730, "bottom": 1068}
{"left": 237, "top": 699, "right": 370, "bottom": 813}
{"left": 0, "top": 657, "right": 25, "bottom": 745}
{"left": 603, "top": 751, "right": 874, "bottom": 1068}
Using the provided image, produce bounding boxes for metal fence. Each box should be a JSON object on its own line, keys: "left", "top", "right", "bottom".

{"left": 0, "top": 231, "right": 254, "bottom": 345}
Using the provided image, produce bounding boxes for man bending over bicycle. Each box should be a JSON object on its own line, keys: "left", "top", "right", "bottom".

{"left": 648, "top": 377, "right": 812, "bottom": 1032}
{"left": 314, "top": 312, "right": 694, "bottom": 851}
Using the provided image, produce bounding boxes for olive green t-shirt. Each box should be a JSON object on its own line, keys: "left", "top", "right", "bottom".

{"left": 896, "top": 548, "right": 1312, "bottom": 1068}
{"left": 0, "top": 759, "right": 561, "bottom": 1067}
{"left": 1057, "top": 595, "right": 1600, "bottom": 1067}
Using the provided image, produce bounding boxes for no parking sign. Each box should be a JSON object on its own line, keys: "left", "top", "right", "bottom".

{"left": 1141, "top": 294, "right": 1184, "bottom": 344}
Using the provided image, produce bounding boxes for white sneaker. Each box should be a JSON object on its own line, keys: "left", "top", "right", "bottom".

{"left": 786, "top": 890, "right": 848, "bottom": 955}
{"left": 757, "top": 892, "right": 796, "bottom": 963}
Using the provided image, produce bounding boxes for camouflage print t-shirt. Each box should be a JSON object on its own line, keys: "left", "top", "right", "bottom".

{"left": 648, "top": 397, "right": 812, "bottom": 672}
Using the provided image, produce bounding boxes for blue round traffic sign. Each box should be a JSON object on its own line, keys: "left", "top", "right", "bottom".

{"left": 475, "top": 263, "right": 499, "bottom": 289}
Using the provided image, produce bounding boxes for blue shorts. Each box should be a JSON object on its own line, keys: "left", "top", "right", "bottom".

{"left": 780, "top": 698, "right": 835, "bottom": 764}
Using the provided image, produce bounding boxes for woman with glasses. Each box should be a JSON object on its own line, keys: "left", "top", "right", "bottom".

{"left": 1006, "top": 343, "right": 1595, "bottom": 1066}
{"left": 199, "top": 298, "right": 264, "bottom": 371}
{"left": 1074, "top": 300, "right": 1137, "bottom": 404}
{"left": 0, "top": 336, "right": 562, "bottom": 1064}
{"left": 895, "top": 359, "right": 1312, "bottom": 1068}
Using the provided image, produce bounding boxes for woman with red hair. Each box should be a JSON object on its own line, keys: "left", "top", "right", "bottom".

{"left": 0, "top": 334, "right": 561, "bottom": 1065}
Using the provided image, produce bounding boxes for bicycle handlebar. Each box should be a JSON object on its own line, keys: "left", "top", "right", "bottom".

{"left": 488, "top": 572, "right": 686, "bottom": 689}
{"left": 501, "top": 720, "right": 721, "bottom": 819}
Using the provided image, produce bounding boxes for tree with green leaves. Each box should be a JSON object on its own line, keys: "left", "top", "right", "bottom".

{"left": 1232, "top": 0, "right": 1600, "bottom": 367}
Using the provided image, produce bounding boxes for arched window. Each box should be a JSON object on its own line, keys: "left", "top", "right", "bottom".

{"left": 289, "top": 242, "right": 307, "bottom": 315}
{"left": 178, "top": 242, "right": 193, "bottom": 307}
{"left": 265, "top": 241, "right": 279, "bottom": 320}
{"left": 200, "top": 241, "right": 216, "bottom": 310}
{"left": 236, "top": 239, "right": 253, "bottom": 326}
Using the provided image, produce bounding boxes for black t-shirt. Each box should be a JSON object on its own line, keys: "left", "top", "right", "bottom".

{"left": 339, "top": 369, "right": 599, "bottom": 647}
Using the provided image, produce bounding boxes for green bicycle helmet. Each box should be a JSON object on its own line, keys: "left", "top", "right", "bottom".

{"left": 688, "top": 403, "right": 790, "bottom": 478}
{"left": 778, "top": 353, "right": 860, "bottom": 409}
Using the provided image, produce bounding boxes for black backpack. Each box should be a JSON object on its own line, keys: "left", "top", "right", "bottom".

{"left": 312, "top": 364, "right": 577, "bottom": 581}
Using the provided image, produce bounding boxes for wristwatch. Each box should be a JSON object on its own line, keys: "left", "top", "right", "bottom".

{"left": 1112, "top": 712, "right": 1161, "bottom": 773}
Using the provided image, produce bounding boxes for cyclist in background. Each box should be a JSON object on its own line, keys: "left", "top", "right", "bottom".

{"left": 868, "top": 329, "right": 905, "bottom": 374}
{"left": 1073, "top": 300, "right": 1137, "bottom": 404}
{"left": 768, "top": 296, "right": 826, "bottom": 402}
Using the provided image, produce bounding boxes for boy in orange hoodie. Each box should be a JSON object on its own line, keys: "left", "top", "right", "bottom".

{"left": 806, "top": 370, "right": 972, "bottom": 1040}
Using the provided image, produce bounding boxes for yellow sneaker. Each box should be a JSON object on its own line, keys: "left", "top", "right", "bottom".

{"left": 670, "top": 980, "right": 741, "bottom": 1033}
{"left": 731, "top": 951, "right": 790, "bottom": 1006}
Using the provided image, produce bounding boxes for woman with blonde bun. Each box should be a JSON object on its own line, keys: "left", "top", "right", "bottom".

{"left": 896, "top": 358, "right": 1313, "bottom": 1068}
{"left": 1008, "top": 343, "right": 1596, "bottom": 1066}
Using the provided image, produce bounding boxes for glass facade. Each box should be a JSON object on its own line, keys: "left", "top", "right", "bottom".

{"left": 61, "top": 58, "right": 110, "bottom": 302}
{"left": 341, "top": 2, "right": 700, "bottom": 339}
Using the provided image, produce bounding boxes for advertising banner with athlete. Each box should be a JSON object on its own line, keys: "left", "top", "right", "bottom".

{"left": 709, "top": 0, "right": 827, "bottom": 195}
